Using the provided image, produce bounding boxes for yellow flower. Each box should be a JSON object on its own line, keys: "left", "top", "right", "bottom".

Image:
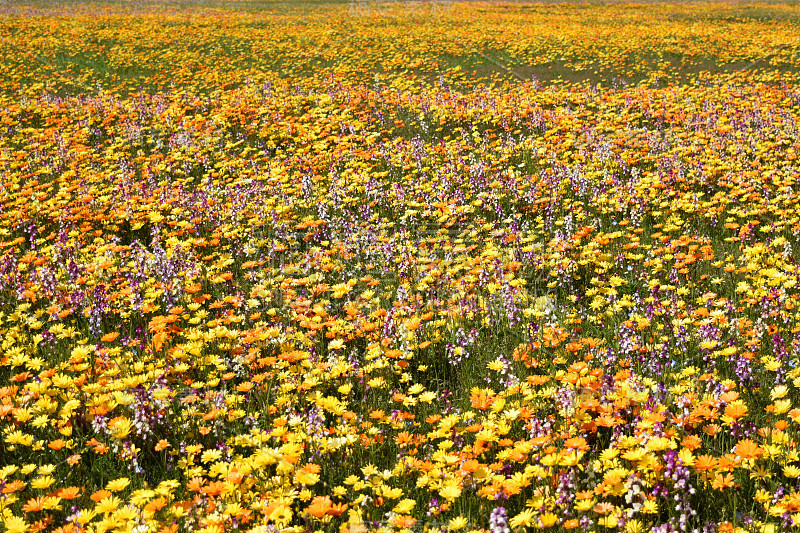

{"left": 367, "top": 376, "right": 386, "bottom": 388}
{"left": 419, "top": 391, "right": 437, "bottom": 403}
{"left": 393, "top": 499, "right": 415, "bottom": 514}
{"left": 775, "top": 399, "right": 792, "bottom": 415}
{"left": 383, "top": 486, "right": 403, "bottom": 499}
{"left": 699, "top": 340, "right": 718, "bottom": 350}
{"left": 108, "top": 418, "right": 133, "bottom": 440}
{"left": 329, "top": 339, "right": 345, "bottom": 350}
{"left": 509, "top": 508, "right": 535, "bottom": 528}
{"left": 12, "top": 409, "right": 32, "bottom": 424}
{"left": 267, "top": 503, "right": 292, "bottom": 525}
{"left": 641, "top": 500, "right": 658, "bottom": 514}
{"left": 294, "top": 471, "right": 319, "bottom": 486}
{"left": 106, "top": 478, "right": 130, "bottom": 492}
{"left": 114, "top": 505, "right": 138, "bottom": 521}
{"left": 756, "top": 489, "right": 773, "bottom": 504}
{"left": 201, "top": 449, "right": 223, "bottom": 464}
{"left": 0, "top": 465, "right": 18, "bottom": 479}
{"left": 487, "top": 360, "right": 505, "bottom": 371}
{"left": 626, "top": 519, "right": 646, "bottom": 533}
{"left": 598, "top": 447, "right": 618, "bottom": 460}
{"left": 439, "top": 484, "right": 462, "bottom": 501}
{"left": 750, "top": 465, "right": 772, "bottom": 481}
{"left": 771, "top": 385, "right": 789, "bottom": 400}
{"left": 96, "top": 495, "right": 121, "bottom": 515}
{"left": 598, "top": 513, "right": 619, "bottom": 528}
{"left": 784, "top": 465, "right": 800, "bottom": 478}
{"left": 3, "top": 516, "right": 29, "bottom": 533}
{"left": 408, "top": 383, "right": 425, "bottom": 395}
{"left": 539, "top": 512, "right": 558, "bottom": 528}
{"left": 575, "top": 498, "right": 596, "bottom": 512}
{"left": 331, "top": 283, "right": 351, "bottom": 298}
{"left": 448, "top": 516, "right": 468, "bottom": 530}
{"left": 766, "top": 359, "right": 781, "bottom": 372}
{"left": 646, "top": 437, "right": 675, "bottom": 452}
{"left": 155, "top": 480, "right": 180, "bottom": 497}
{"left": 30, "top": 476, "right": 55, "bottom": 490}
{"left": 130, "top": 489, "right": 156, "bottom": 506}
{"left": 153, "top": 388, "right": 171, "bottom": 401}
{"left": 678, "top": 449, "right": 695, "bottom": 467}
{"left": 622, "top": 448, "right": 646, "bottom": 462}
{"left": 74, "top": 508, "right": 97, "bottom": 525}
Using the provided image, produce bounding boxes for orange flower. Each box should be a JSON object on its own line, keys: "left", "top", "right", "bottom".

{"left": 564, "top": 437, "right": 588, "bottom": 451}
{"left": 100, "top": 331, "right": 119, "bottom": 343}
{"left": 306, "top": 496, "right": 333, "bottom": 519}
{"left": 473, "top": 440, "right": 491, "bottom": 455}
{"left": 694, "top": 454, "right": 717, "bottom": 471}
{"left": 405, "top": 317, "right": 421, "bottom": 331}
{"left": 11, "top": 371, "right": 31, "bottom": 383}
{"left": 299, "top": 463, "right": 321, "bottom": 475}
{"left": 93, "top": 442, "right": 110, "bottom": 455}
{"left": 187, "top": 478, "right": 204, "bottom": 493}
{"left": 566, "top": 341, "right": 583, "bottom": 353}
{"left": 681, "top": 435, "right": 702, "bottom": 451}
{"left": 461, "top": 459, "right": 481, "bottom": 473}
{"left": 734, "top": 439, "right": 762, "bottom": 459}
{"left": 201, "top": 481, "right": 227, "bottom": 496}
{"left": 236, "top": 382, "right": 254, "bottom": 393}
{"left": 394, "top": 515, "right": 416, "bottom": 528}
{"left": 58, "top": 487, "right": 81, "bottom": 500}
{"left": 227, "top": 470, "right": 245, "bottom": 485}
{"left": 717, "top": 454, "right": 739, "bottom": 472}
{"left": 724, "top": 403, "right": 748, "bottom": 421}
{"left": 90, "top": 489, "right": 112, "bottom": 502}
{"left": 719, "top": 391, "right": 739, "bottom": 403}
{"left": 1, "top": 480, "right": 26, "bottom": 494}
{"left": 145, "top": 498, "right": 168, "bottom": 514}
{"left": 712, "top": 473, "right": 735, "bottom": 491}
{"left": 470, "top": 389, "right": 495, "bottom": 411}
{"left": 527, "top": 375, "right": 550, "bottom": 386}
{"left": 328, "top": 502, "right": 348, "bottom": 517}
{"left": 395, "top": 431, "right": 413, "bottom": 447}
{"left": 23, "top": 496, "right": 46, "bottom": 513}
{"left": 593, "top": 501, "right": 615, "bottom": 515}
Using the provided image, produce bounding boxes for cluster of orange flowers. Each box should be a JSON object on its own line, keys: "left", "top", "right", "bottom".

{"left": 1, "top": 2, "right": 800, "bottom": 533}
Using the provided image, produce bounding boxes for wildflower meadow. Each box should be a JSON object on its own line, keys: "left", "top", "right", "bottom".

{"left": 1, "top": 1, "right": 800, "bottom": 532}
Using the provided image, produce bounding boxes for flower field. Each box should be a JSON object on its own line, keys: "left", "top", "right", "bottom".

{"left": 2, "top": 1, "right": 800, "bottom": 532}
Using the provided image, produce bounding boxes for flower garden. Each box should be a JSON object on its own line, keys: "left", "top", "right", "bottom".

{"left": 1, "top": 1, "right": 800, "bottom": 532}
